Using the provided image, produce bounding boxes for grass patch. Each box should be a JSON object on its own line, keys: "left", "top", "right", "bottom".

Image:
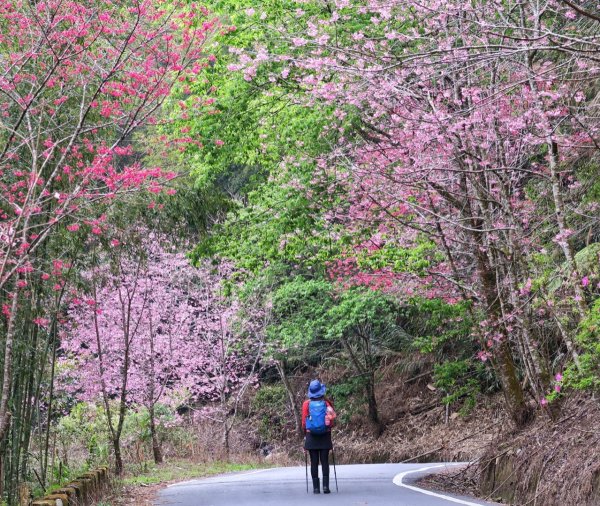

{"left": 122, "top": 459, "right": 268, "bottom": 486}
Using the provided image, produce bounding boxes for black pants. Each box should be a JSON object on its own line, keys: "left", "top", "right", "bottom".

{"left": 309, "top": 449, "right": 330, "bottom": 480}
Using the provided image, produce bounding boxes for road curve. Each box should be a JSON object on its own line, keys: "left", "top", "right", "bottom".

{"left": 155, "top": 463, "right": 497, "bottom": 506}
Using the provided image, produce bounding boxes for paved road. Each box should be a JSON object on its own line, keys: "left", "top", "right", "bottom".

{"left": 155, "top": 463, "right": 497, "bottom": 506}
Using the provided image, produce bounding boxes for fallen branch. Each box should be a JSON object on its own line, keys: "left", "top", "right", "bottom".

{"left": 404, "top": 371, "right": 432, "bottom": 384}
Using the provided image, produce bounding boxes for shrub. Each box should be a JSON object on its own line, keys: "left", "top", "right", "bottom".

{"left": 327, "top": 377, "right": 366, "bottom": 425}
{"left": 433, "top": 359, "right": 487, "bottom": 415}
{"left": 251, "top": 385, "right": 288, "bottom": 440}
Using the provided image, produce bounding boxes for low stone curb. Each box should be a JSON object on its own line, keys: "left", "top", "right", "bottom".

{"left": 30, "top": 466, "right": 110, "bottom": 506}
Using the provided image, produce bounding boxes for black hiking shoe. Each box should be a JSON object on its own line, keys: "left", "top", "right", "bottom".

{"left": 312, "top": 478, "right": 320, "bottom": 494}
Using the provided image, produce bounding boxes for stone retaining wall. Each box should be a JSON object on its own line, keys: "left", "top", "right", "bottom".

{"left": 29, "top": 467, "right": 110, "bottom": 506}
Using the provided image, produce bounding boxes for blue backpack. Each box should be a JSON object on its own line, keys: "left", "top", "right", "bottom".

{"left": 305, "top": 400, "right": 327, "bottom": 435}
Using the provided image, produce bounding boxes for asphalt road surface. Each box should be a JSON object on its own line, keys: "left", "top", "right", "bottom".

{"left": 155, "top": 463, "right": 497, "bottom": 506}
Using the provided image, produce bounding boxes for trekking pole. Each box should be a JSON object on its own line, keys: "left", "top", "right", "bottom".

{"left": 305, "top": 449, "right": 309, "bottom": 493}
{"left": 331, "top": 447, "right": 339, "bottom": 492}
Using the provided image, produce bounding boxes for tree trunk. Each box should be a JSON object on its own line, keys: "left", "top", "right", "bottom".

{"left": 365, "top": 374, "right": 383, "bottom": 435}
{"left": 453, "top": 167, "right": 532, "bottom": 427}
{"left": 475, "top": 247, "right": 532, "bottom": 427}
{"left": 522, "top": 31, "right": 585, "bottom": 361}
{"left": 42, "top": 320, "right": 58, "bottom": 486}
{"left": 222, "top": 422, "right": 230, "bottom": 460}
{"left": 18, "top": 483, "right": 30, "bottom": 506}
{"left": 547, "top": 138, "right": 587, "bottom": 318}
{"left": 275, "top": 360, "right": 302, "bottom": 437}
{"left": 149, "top": 404, "right": 163, "bottom": 464}
{"left": 113, "top": 438, "right": 124, "bottom": 476}
{"left": 147, "top": 318, "right": 163, "bottom": 464}
{"left": 339, "top": 337, "right": 383, "bottom": 435}
{"left": 0, "top": 291, "right": 19, "bottom": 444}
{"left": 496, "top": 340, "right": 533, "bottom": 427}
{"left": 20, "top": 322, "right": 39, "bottom": 485}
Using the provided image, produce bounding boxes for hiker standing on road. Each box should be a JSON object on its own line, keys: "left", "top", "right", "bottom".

{"left": 303, "top": 379, "right": 336, "bottom": 494}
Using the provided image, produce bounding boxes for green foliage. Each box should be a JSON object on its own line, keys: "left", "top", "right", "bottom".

{"left": 251, "top": 385, "right": 289, "bottom": 440}
{"left": 402, "top": 298, "right": 474, "bottom": 356}
{"left": 56, "top": 403, "right": 111, "bottom": 468}
{"left": 28, "top": 403, "right": 114, "bottom": 498}
{"left": 545, "top": 243, "right": 600, "bottom": 294}
{"left": 266, "top": 280, "right": 409, "bottom": 369}
{"left": 184, "top": 65, "right": 343, "bottom": 269}
{"left": 267, "top": 277, "right": 333, "bottom": 352}
{"left": 562, "top": 298, "right": 600, "bottom": 391}
{"left": 433, "top": 360, "right": 484, "bottom": 415}
{"left": 325, "top": 289, "right": 403, "bottom": 350}
{"left": 357, "top": 239, "right": 440, "bottom": 275}
{"left": 55, "top": 402, "right": 179, "bottom": 479}
{"left": 192, "top": 180, "right": 340, "bottom": 272}
{"left": 575, "top": 243, "right": 600, "bottom": 278}
{"left": 167, "top": 0, "right": 350, "bottom": 276}
{"left": 123, "top": 404, "right": 175, "bottom": 448}
{"left": 327, "top": 377, "right": 366, "bottom": 424}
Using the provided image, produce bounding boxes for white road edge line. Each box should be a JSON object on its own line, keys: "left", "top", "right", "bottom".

{"left": 166, "top": 467, "right": 274, "bottom": 488}
{"left": 393, "top": 464, "right": 484, "bottom": 506}
{"left": 237, "top": 468, "right": 274, "bottom": 476}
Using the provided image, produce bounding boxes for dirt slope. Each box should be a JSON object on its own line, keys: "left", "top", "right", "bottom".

{"left": 424, "top": 394, "right": 600, "bottom": 505}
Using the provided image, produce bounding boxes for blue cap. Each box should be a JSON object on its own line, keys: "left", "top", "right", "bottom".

{"left": 308, "top": 379, "right": 326, "bottom": 399}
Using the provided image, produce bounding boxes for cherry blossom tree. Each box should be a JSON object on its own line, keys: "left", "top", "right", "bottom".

{"left": 313, "top": 0, "right": 596, "bottom": 424}
{"left": 0, "top": 0, "right": 218, "bottom": 466}
{"left": 60, "top": 235, "right": 259, "bottom": 471}
{"left": 226, "top": 0, "right": 600, "bottom": 426}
